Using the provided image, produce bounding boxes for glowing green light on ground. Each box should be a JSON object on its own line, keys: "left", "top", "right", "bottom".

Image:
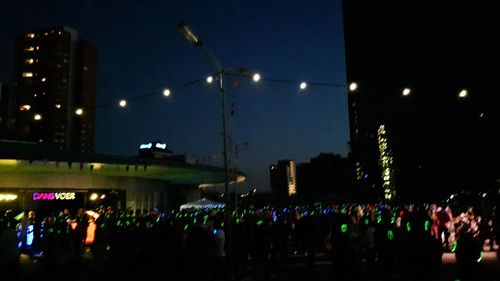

{"left": 387, "top": 230, "right": 394, "bottom": 240}
{"left": 451, "top": 241, "right": 457, "bottom": 253}
{"left": 341, "top": 224, "right": 348, "bottom": 233}
{"left": 424, "top": 221, "right": 430, "bottom": 232}
{"left": 256, "top": 220, "right": 264, "bottom": 226}
{"left": 477, "top": 251, "right": 483, "bottom": 263}
{"left": 377, "top": 216, "right": 382, "bottom": 223}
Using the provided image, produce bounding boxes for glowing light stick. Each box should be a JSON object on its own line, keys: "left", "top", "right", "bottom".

{"left": 341, "top": 224, "right": 348, "bottom": 233}
{"left": 451, "top": 241, "right": 457, "bottom": 253}
{"left": 406, "top": 222, "right": 411, "bottom": 232}
{"left": 14, "top": 212, "right": 25, "bottom": 221}
{"left": 424, "top": 221, "right": 430, "bottom": 232}
{"left": 477, "top": 252, "right": 483, "bottom": 263}
{"left": 256, "top": 220, "right": 263, "bottom": 226}
{"left": 387, "top": 230, "right": 394, "bottom": 240}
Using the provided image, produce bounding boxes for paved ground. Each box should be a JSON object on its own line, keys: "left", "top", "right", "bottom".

{"left": 2, "top": 250, "right": 498, "bottom": 281}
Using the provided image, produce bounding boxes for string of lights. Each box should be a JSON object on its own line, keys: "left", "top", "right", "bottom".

{"left": 93, "top": 74, "right": 349, "bottom": 110}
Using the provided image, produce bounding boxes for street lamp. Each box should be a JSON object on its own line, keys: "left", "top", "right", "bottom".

{"left": 179, "top": 23, "right": 258, "bottom": 271}
{"left": 163, "top": 89, "right": 171, "bottom": 97}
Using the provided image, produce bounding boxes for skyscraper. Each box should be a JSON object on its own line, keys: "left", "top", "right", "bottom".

{"left": 343, "top": 1, "right": 500, "bottom": 201}
{"left": 13, "top": 26, "right": 96, "bottom": 152}
{"left": 270, "top": 160, "right": 297, "bottom": 201}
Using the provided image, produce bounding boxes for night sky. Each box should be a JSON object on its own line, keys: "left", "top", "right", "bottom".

{"left": 0, "top": 0, "right": 349, "bottom": 192}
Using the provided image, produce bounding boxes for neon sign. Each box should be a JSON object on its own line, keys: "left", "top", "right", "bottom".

{"left": 33, "top": 192, "right": 76, "bottom": 201}
{"left": 155, "top": 143, "right": 167, "bottom": 149}
{"left": 140, "top": 143, "right": 152, "bottom": 149}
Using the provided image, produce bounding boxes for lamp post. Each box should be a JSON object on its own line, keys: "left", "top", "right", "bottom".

{"left": 178, "top": 23, "right": 259, "bottom": 273}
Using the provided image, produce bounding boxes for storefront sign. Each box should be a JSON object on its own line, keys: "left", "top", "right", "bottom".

{"left": 32, "top": 192, "right": 76, "bottom": 201}
{"left": 0, "top": 194, "right": 17, "bottom": 201}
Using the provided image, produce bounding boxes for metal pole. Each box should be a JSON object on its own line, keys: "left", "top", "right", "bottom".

{"left": 219, "top": 70, "right": 233, "bottom": 275}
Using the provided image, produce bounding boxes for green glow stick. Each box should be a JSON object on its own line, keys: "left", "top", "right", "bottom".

{"left": 387, "top": 230, "right": 394, "bottom": 240}
{"left": 451, "top": 241, "right": 457, "bottom": 253}
{"left": 341, "top": 224, "right": 348, "bottom": 233}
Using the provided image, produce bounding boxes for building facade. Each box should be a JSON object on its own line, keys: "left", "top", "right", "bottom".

{"left": 296, "top": 153, "right": 351, "bottom": 198}
{"left": 270, "top": 160, "right": 297, "bottom": 201}
{"left": 13, "top": 26, "right": 96, "bottom": 153}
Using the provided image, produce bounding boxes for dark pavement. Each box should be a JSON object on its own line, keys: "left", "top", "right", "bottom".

{"left": 3, "top": 250, "right": 498, "bottom": 281}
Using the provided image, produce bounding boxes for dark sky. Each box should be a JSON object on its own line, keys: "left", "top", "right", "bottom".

{"left": 0, "top": 0, "right": 348, "bottom": 192}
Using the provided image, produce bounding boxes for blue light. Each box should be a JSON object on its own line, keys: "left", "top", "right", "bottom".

{"left": 323, "top": 210, "right": 327, "bottom": 215}
{"left": 213, "top": 229, "right": 218, "bottom": 235}
{"left": 364, "top": 174, "right": 368, "bottom": 179}
{"left": 27, "top": 225, "right": 34, "bottom": 246}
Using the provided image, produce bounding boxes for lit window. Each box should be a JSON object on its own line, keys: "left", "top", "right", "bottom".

{"left": 36, "top": 46, "right": 39, "bottom": 50}
{"left": 55, "top": 104, "right": 61, "bottom": 109}
{"left": 58, "top": 31, "right": 62, "bottom": 35}
{"left": 26, "top": 33, "right": 35, "bottom": 38}
{"left": 44, "top": 32, "right": 48, "bottom": 36}
{"left": 25, "top": 58, "right": 34, "bottom": 64}
{"left": 25, "top": 46, "right": 35, "bottom": 51}
{"left": 19, "top": 105, "right": 31, "bottom": 111}
{"left": 22, "top": 72, "right": 33, "bottom": 77}
{"left": 41, "top": 77, "right": 46, "bottom": 82}
{"left": 34, "top": 114, "right": 42, "bottom": 121}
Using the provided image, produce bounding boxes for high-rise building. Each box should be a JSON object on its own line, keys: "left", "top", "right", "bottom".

{"left": 343, "top": 1, "right": 500, "bottom": 201}
{"left": 270, "top": 160, "right": 297, "bottom": 200}
{"left": 296, "top": 153, "right": 351, "bottom": 198}
{"left": 13, "top": 26, "right": 96, "bottom": 152}
{"left": 0, "top": 83, "right": 11, "bottom": 135}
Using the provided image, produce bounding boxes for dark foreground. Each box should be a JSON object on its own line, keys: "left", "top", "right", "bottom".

{"left": 1, "top": 251, "right": 498, "bottom": 281}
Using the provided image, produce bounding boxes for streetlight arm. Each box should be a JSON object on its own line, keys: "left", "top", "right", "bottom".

{"left": 178, "top": 22, "right": 223, "bottom": 72}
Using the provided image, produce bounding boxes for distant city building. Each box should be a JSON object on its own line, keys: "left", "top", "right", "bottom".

{"left": 296, "top": 153, "right": 352, "bottom": 198}
{"left": 13, "top": 26, "right": 96, "bottom": 153}
{"left": 343, "top": 1, "right": 500, "bottom": 201}
{"left": 270, "top": 160, "right": 296, "bottom": 200}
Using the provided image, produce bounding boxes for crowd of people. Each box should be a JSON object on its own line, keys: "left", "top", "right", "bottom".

{"left": 0, "top": 202, "right": 498, "bottom": 280}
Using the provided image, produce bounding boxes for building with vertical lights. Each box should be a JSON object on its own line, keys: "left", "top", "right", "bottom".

{"left": 343, "top": 1, "right": 500, "bottom": 201}
{"left": 270, "top": 160, "right": 297, "bottom": 202}
{"left": 13, "top": 26, "right": 96, "bottom": 153}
